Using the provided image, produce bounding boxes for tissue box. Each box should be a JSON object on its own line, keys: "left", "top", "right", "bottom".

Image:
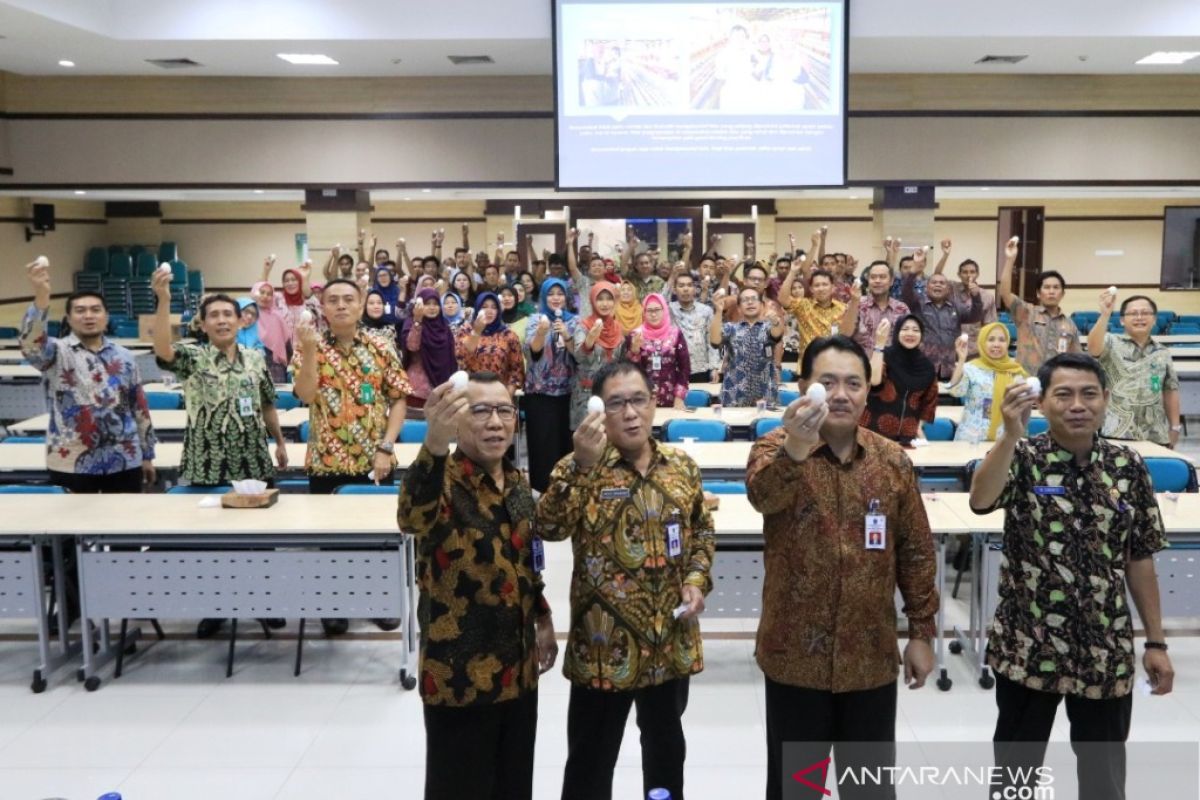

{"left": 221, "top": 488, "right": 280, "bottom": 509}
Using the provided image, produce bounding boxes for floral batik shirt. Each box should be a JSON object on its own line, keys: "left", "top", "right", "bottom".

{"left": 537, "top": 442, "right": 715, "bottom": 691}
{"left": 20, "top": 305, "right": 156, "bottom": 474}
{"left": 291, "top": 330, "right": 411, "bottom": 477}
{"left": 972, "top": 434, "right": 1168, "bottom": 699}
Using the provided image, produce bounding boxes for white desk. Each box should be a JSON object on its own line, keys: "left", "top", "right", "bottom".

{"left": 11, "top": 407, "right": 311, "bottom": 438}
{"left": 4, "top": 494, "right": 418, "bottom": 691}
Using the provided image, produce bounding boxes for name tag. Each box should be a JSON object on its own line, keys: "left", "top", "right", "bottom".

{"left": 666, "top": 522, "right": 682, "bottom": 558}
{"left": 864, "top": 514, "right": 887, "bottom": 550}
{"left": 1034, "top": 485, "right": 1067, "bottom": 496}
{"left": 600, "top": 487, "right": 631, "bottom": 500}
{"left": 651, "top": 353, "right": 662, "bottom": 372}
{"left": 238, "top": 396, "right": 254, "bottom": 417}
{"left": 530, "top": 536, "right": 545, "bottom": 574}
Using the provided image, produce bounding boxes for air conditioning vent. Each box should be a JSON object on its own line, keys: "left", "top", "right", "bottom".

{"left": 975, "top": 55, "right": 1028, "bottom": 65}
{"left": 447, "top": 55, "right": 494, "bottom": 65}
{"left": 145, "top": 58, "right": 203, "bottom": 69}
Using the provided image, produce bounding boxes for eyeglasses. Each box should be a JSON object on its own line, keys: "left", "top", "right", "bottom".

{"left": 603, "top": 395, "right": 652, "bottom": 415}
{"left": 468, "top": 403, "right": 517, "bottom": 422}
{"left": 1121, "top": 310, "right": 1155, "bottom": 318}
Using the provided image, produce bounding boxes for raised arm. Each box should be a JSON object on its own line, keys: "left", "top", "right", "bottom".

{"left": 839, "top": 280, "right": 861, "bottom": 336}
{"left": 884, "top": 236, "right": 900, "bottom": 269}
{"left": 969, "top": 382, "right": 1036, "bottom": 511}
{"left": 396, "top": 238, "right": 413, "bottom": 276}
{"left": 494, "top": 231, "right": 506, "bottom": 267}
{"left": 565, "top": 228, "right": 583, "bottom": 284}
{"left": 1089, "top": 289, "right": 1115, "bottom": 357}
{"left": 933, "top": 239, "right": 951, "bottom": 275}
{"left": 869, "top": 318, "right": 891, "bottom": 386}
{"left": 151, "top": 268, "right": 177, "bottom": 364}
{"left": 811, "top": 226, "right": 827, "bottom": 265}
{"left": 778, "top": 256, "right": 805, "bottom": 303}
{"left": 19, "top": 259, "right": 57, "bottom": 369}
{"left": 997, "top": 236, "right": 1020, "bottom": 310}
{"left": 461, "top": 223, "right": 470, "bottom": 253}
{"left": 261, "top": 254, "right": 276, "bottom": 285}
{"left": 323, "top": 245, "right": 340, "bottom": 283}
{"left": 292, "top": 323, "right": 321, "bottom": 404}
{"left": 708, "top": 297, "right": 726, "bottom": 347}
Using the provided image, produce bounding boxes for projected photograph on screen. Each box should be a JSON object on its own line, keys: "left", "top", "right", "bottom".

{"left": 554, "top": 0, "right": 847, "bottom": 190}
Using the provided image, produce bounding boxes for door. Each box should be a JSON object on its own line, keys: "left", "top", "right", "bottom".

{"left": 997, "top": 207, "right": 1045, "bottom": 304}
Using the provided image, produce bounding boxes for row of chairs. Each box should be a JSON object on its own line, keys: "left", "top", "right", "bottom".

{"left": 1071, "top": 310, "right": 1200, "bottom": 336}
{"left": 144, "top": 390, "right": 303, "bottom": 411}
{"left": 83, "top": 244, "right": 180, "bottom": 275}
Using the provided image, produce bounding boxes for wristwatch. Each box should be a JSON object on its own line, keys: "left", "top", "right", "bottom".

{"left": 375, "top": 441, "right": 395, "bottom": 455}
{"left": 1144, "top": 641, "right": 1168, "bottom": 651}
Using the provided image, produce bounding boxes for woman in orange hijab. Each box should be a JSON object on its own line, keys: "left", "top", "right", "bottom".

{"left": 571, "top": 280, "right": 625, "bottom": 428}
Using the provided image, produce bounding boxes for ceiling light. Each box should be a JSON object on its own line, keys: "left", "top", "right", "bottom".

{"left": 73, "top": 190, "right": 86, "bottom": 195}
{"left": 849, "top": 195, "right": 860, "bottom": 200}
{"left": 980, "top": 187, "right": 990, "bottom": 191}
{"left": 253, "top": 189, "right": 264, "bottom": 194}
{"left": 1136, "top": 51, "right": 1200, "bottom": 65}
{"left": 421, "top": 189, "right": 432, "bottom": 193}
{"left": 403, "top": 197, "right": 412, "bottom": 201}
{"left": 58, "top": 60, "right": 75, "bottom": 68}
{"left": 277, "top": 53, "right": 338, "bottom": 66}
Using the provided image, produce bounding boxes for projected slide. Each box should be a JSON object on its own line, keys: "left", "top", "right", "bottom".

{"left": 554, "top": 1, "right": 846, "bottom": 189}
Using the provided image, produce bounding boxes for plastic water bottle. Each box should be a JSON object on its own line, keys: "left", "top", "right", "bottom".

{"left": 648, "top": 790, "right": 672, "bottom": 800}
{"left": 97, "top": 794, "right": 123, "bottom": 800}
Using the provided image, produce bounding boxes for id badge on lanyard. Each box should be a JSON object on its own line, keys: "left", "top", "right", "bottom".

{"left": 238, "top": 396, "right": 254, "bottom": 417}
{"left": 666, "top": 516, "right": 682, "bottom": 558}
{"left": 651, "top": 350, "right": 662, "bottom": 372}
{"left": 864, "top": 498, "right": 886, "bottom": 550}
{"left": 531, "top": 536, "right": 545, "bottom": 574}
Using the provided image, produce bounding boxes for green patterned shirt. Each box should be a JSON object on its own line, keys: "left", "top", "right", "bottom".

{"left": 1096, "top": 333, "right": 1179, "bottom": 445}
{"left": 975, "top": 434, "right": 1168, "bottom": 698}
{"left": 159, "top": 343, "right": 277, "bottom": 485}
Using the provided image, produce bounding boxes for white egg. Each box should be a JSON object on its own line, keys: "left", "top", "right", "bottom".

{"left": 806, "top": 383, "right": 827, "bottom": 404}
{"left": 958, "top": 333, "right": 969, "bottom": 343}
{"left": 587, "top": 396, "right": 605, "bottom": 415}
{"left": 449, "top": 370, "right": 469, "bottom": 391}
{"left": 270, "top": 253, "right": 277, "bottom": 261}
{"left": 1025, "top": 377, "right": 1042, "bottom": 396}
{"left": 35, "top": 255, "right": 48, "bottom": 267}
{"left": 157, "top": 262, "right": 172, "bottom": 275}
{"left": 300, "top": 309, "right": 314, "bottom": 325}
{"left": 1107, "top": 285, "right": 1118, "bottom": 296}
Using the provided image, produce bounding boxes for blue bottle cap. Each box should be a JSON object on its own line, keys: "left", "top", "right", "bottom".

{"left": 97, "top": 794, "right": 123, "bottom": 800}
{"left": 648, "top": 790, "right": 672, "bottom": 800}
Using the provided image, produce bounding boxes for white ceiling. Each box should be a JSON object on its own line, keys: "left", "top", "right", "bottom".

{"left": 6, "top": 186, "right": 1200, "bottom": 203}
{"left": 0, "top": 0, "right": 1198, "bottom": 76}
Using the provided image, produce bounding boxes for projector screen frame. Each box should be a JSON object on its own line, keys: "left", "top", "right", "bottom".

{"left": 550, "top": 0, "right": 851, "bottom": 192}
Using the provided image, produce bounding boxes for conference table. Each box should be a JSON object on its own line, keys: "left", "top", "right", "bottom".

{"left": 4, "top": 494, "right": 418, "bottom": 693}
{"left": 9, "top": 407, "right": 313, "bottom": 440}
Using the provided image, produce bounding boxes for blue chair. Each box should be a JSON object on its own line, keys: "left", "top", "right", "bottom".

{"left": 276, "top": 479, "right": 310, "bottom": 493}
{"left": 778, "top": 390, "right": 800, "bottom": 405}
{"left": 84, "top": 247, "right": 109, "bottom": 274}
{"left": 134, "top": 252, "right": 158, "bottom": 277}
{"left": 752, "top": 418, "right": 782, "bottom": 438}
{"left": 334, "top": 484, "right": 399, "bottom": 494}
{"left": 108, "top": 254, "right": 133, "bottom": 278}
{"left": 0, "top": 326, "right": 18, "bottom": 338}
{"left": 781, "top": 368, "right": 796, "bottom": 382}
{"left": 1171, "top": 323, "right": 1200, "bottom": 335}
{"left": 1004, "top": 322, "right": 1018, "bottom": 341}
{"left": 273, "top": 391, "right": 301, "bottom": 410}
{"left": 166, "top": 485, "right": 227, "bottom": 494}
{"left": 702, "top": 480, "right": 746, "bottom": 494}
{"left": 398, "top": 420, "right": 427, "bottom": 443}
{"left": 145, "top": 392, "right": 183, "bottom": 410}
{"left": 1027, "top": 418, "right": 1049, "bottom": 435}
{"left": 662, "top": 419, "right": 730, "bottom": 443}
{"left": 1177, "top": 315, "right": 1200, "bottom": 326}
{"left": 298, "top": 421, "right": 310, "bottom": 442}
{"left": 169, "top": 260, "right": 188, "bottom": 286}
{"left": 684, "top": 389, "right": 711, "bottom": 409}
{"left": 0, "top": 484, "right": 65, "bottom": 494}
{"left": 1157, "top": 311, "right": 1175, "bottom": 330}
{"left": 1143, "top": 457, "right": 1198, "bottom": 493}
{"left": 158, "top": 242, "right": 179, "bottom": 263}
{"left": 2, "top": 436, "right": 46, "bottom": 444}
{"left": 924, "top": 418, "right": 956, "bottom": 441}
{"left": 115, "top": 322, "right": 140, "bottom": 338}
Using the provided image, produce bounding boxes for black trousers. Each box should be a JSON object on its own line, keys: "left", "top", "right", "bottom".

{"left": 764, "top": 677, "right": 897, "bottom": 800}
{"left": 561, "top": 678, "right": 690, "bottom": 800}
{"left": 993, "top": 673, "right": 1132, "bottom": 800}
{"left": 49, "top": 467, "right": 143, "bottom": 494}
{"left": 423, "top": 690, "right": 538, "bottom": 800}
{"left": 689, "top": 370, "right": 714, "bottom": 383}
{"left": 307, "top": 471, "right": 390, "bottom": 495}
{"left": 523, "top": 392, "right": 572, "bottom": 493}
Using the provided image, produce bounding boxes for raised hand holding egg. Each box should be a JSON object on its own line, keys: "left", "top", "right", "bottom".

{"left": 449, "top": 370, "right": 469, "bottom": 392}
{"left": 587, "top": 395, "right": 606, "bottom": 416}
{"left": 806, "top": 383, "right": 827, "bottom": 405}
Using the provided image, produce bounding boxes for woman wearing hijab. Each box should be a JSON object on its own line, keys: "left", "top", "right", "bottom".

{"left": 400, "top": 287, "right": 460, "bottom": 410}
{"left": 440, "top": 292, "right": 470, "bottom": 336}
{"left": 458, "top": 291, "right": 525, "bottom": 396}
{"left": 362, "top": 289, "right": 398, "bottom": 348}
{"left": 236, "top": 298, "right": 266, "bottom": 353}
{"left": 614, "top": 280, "right": 643, "bottom": 335}
{"left": 372, "top": 267, "right": 404, "bottom": 321}
{"left": 948, "top": 321, "right": 1027, "bottom": 442}
{"left": 625, "top": 293, "right": 690, "bottom": 409}
{"left": 251, "top": 280, "right": 293, "bottom": 382}
{"left": 498, "top": 285, "right": 531, "bottom": 347}
{"left": 571, "top": 280, "right": 625, "bottom": 429}
{"left": 861, "top": 314, "right": 940, "bottom": 445}
{"left": 523, "top": 276, "right": 578, "bottom": 492}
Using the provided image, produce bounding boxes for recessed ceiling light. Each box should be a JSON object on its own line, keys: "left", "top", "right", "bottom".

{"left": 253, "top": 189, "right": 264, "bottom": 194}
{"left": 980, "top": 187, "right": 990, "bottom": 191}
{"left": 58, "top": 60, "right": 75, "bottom": 68}
{"left": 277, "top": 53, "right": 338, "bottom": 66}
{"left": 1136, "top": 51, "right": 1200, "bottom": 65}
{"left": 403, "top": 197, "right": 412, "bottom": 201}
{"left": 849, "top": 195, "right": 859, "bottom": 200}
{"left": 421, "top": 189, "right": 432, "bottom": 193}
{"left": 73, "top": 190, "right": 86, "bottom": 195}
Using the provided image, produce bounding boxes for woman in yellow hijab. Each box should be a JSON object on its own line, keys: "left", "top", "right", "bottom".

{"left": 614, "top": 280, "right": 643, "bottom": 334}
{"left": 947, "top": 321, "right": 1027, "bottom": 441}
